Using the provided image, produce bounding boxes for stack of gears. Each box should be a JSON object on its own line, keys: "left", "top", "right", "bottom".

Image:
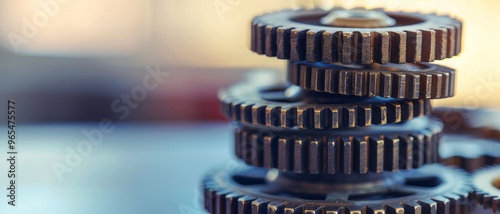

{"left": 203, "top": 7, "right": 500, "bottom": 214}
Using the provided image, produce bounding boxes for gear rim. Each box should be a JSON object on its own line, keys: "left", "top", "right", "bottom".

{"left": 219, "top": 81, "right": 431, "bottom": 129}
{"left": 234, "top": 116, "right": 443, "bottom": 174}
{"left": 251, "top": 8, "right": 462, "bottom": 65}
{"left": 288, "top": 61, "right": 456, "bottom": 99}
{"left": 203, "top": 164, "right": 472, "bottom": 214}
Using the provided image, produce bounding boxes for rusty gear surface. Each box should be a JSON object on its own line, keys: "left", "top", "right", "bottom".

{"left": 219, "top": 81, "right": 431, "bottom": 129}
{"left": 251, "top": 8, "right": 462, "bottom": 65}
{"left": 203, "top": 164, "right": 472, "bottom": 214}
{"left": 471, "top": 166, "right": 500, "bottom": 213}
{"left": 288, "top": 61, "right": 455, "bottom": 99}
{"left": 234, "top": 116, "right": 442, "bottom": 174}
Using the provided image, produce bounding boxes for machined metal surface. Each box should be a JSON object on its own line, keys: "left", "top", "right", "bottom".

{"left": 219, "top": 81, "right": 431, "bottom": 129}
{"left": 251, "top": 8, "right": 462, "bottom": 64}
{"left": 288, "top": 61, "right": 456, "bottom": 99}
{"left": 204, "top": 164, "right": 472, "bottom": 214}
{"left": 234, "top": 116, "right": 443, "bottom": 174}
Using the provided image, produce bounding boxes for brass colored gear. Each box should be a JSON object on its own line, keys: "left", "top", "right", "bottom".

{"left": 234, "top": 117, "right": 443, "bottom": 174}
{"left": 251, "top": 8, "right": 462, "bottom": 65}
{"left": 219, "top": 81, "right": 431, "bottom": 129}
{"left": 287, "top": 61, "right": 455, "bottom": 99}
{"left": 203, "top": 164, "right": 472, "bottom": 214}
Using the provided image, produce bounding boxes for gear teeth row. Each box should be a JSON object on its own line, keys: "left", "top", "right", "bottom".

{"left": 203, "top": 167, "right": 473, "bottom": 214}
{"left": 234, "top": 120, "right": 442, "bottom": 174}
{"left": 470, "top": 166, "right": 500, "bottom": 213}
{"left": 219, "top": 91, "right": 431, "bottom": 129}
{"left": 251, "top": 11, "right": 462, "bottom": 65}
{"left": 288, "top": 61, "right": 456, "bottom": 99}
{"left": 471, "top": 191, "right": 500, "bottom": 213}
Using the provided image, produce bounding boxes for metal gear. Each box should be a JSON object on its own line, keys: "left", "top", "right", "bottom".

{"left": 251, "top": 8, "right": 462, "bottom": 65}
{"left": 288, "top": 61, "right": 456, "bottom": 99}
{"left": 219, "top": 81, "right": 431, "bottom": 129}
{"left": 471, "top": 166, "right": 500, "bottom": 213}
{"left": 234, "top": 116, "right": 443, "bottom": 174}
{"left": 203, "top": 164, "right": 472, "bottom": 214}
{"left": 433, "top": 108, "right": 500, "bottom": 172}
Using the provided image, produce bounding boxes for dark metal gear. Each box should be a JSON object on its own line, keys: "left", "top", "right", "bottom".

{"left": 234, "top": 116, "right": 443, "bottom": 174}
{"left": 288, "top": 61, "right": 456, "bottom": 99}
{"left": 433, "top": 108, "right": 500, "bottom": 172}
{"left": 471, "top": 166, "right": 500, "bottom": 213}
{"left": 251, "top": 8, "right": 462, "bottom": 65}
{"left": 219, "top": 81, "right": 431, "bottom": 129}
{"left": 203, "top": 164, "right": 472, "bottom": 214}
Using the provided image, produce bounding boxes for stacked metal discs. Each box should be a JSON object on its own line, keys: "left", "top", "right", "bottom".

{"left": 201, "top": 8, "right": 493, "bottom": 214}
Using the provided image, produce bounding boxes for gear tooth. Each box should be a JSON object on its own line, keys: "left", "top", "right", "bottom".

{"left": 368, "top": 72, "right": 380, "bottom": 97}
{"left": 255, "top": 23, "right": 267, "bottom": 54}
{"left": 454, "top": 22, "right": 463, "bottom": 55}
{"left": 240, "top": 103, "right": 254, "bottom": 124}
{"left": 345, "top": 207, "right": 363, "bottom": 214}
{"left": 291, "top": 29, "right": 308, "bottom": 61}
{"left": 287, "top": 61, "right": 300, "bottom": 87}
{"left": 341, "top": 137, "right": 354, "bottom": 174}
{"left": 225, "top": 194, "right": 242, "bottom": 214}
{"left": 366, "top": 205, "right": 385, "bottom": 214}
{"left": 252, "top": 199, "right": 270, "bottom": 214}
{"left": 353, "top": 70, "right": 366, "bottom": 96}
{"left": 277, "top": 27, "right": 293, "bottom": 59}
{"left": 433, "top": 28, "right": 448, "bottom": 60}
{"left": 442, "top": 194, "right": 462, "bottom": 214}
{"left": 357, "top": 104, "right": 372, "bottom": 127}
{"left": 235, "top": 127, "right": 243, "bottom": 159}
{"left": 326, "top": 139, "right": 339, "bottom": 174}
{"left": 238, "top": 196, "right": 256, "bottom": 214}
{"left": 422, "top": 131, "right": 434, "bottom": 164}
{"left": 330, "top": 107, "right": 341, "bottom": 129}
{"left": 403, "top": 201, "right": 422, "bottom": 214}
{"left": 405, "top": 30, "right": 422, "bottom": 62}
{"left": 252, "top": 105, "right": 266, "bottom": 125}
{"left": 387, "top": 102, "right": 402, "bottom": 124}
{"left": 322, "top": 31, "right": 342, "bottom": 64}
{"left": 304, "top": 205, "right": 324, "bottom": 214}
{"left": 417, "top": 199, "right": 438, "bottom": 214}
{"left": 431, "top": 196, "right": 450, "bottom": 214}
{"left": 380, "top": 72, "right": 392, "bottom": 98}
{"left": 354, "top": 137, "right": 368, "bottom": 174}
{"left": 383, "top": 136, "right": 400, "bottom": 172}
{"left": 341, "top": 32, "right": 353, "bottom": 64}
{"left": 373, "top": 31, "right": 390, "bottom": 64}
{"left": 341, "top": 106, "right": 357, "bottom": 128}
{"left": 298, "top": 64, "right": 310, "bottom": 91}
{"left": 314, "top": 107, "right": 326, "bottom": 129}
{"left": 392, "top": 73, "right": 406, "bottom": 99}
{"left": 285, "top": 203, "right": 304, "bottom": 213}
{"left": 266, "top": 106, "right": 280, "bottom": 127}
{"left": 399, "top": 135, "right": 414, "bottom": 170}
{"left": 310, "top": 67, "right": 325, "bottom": 92}
{"left": 250, "top": 20, "right": 258, "bottom": 52}
{"left": 386, "top": 203, "right": 405, "bottom": 214}
{"left": 441, "top": 72, "right": 451, "bottom": 99}
{"left": 306, "top": 30, "right": 324, "bottom": 62}
{"left": 432, "top": 73, "right": 443, "bottom": 99}
{"left": 284, "top": 106, "right": 298, "bottom": 128}
{"left": 408, "top": 74, "right": 420, "bottom": 99}
{"left": 446, "top": 26, "right": 456, "bottom": 58}
{"left": 372, "top": 103, "right": 388, "bottom": 125}
{"left": 250, "top": 133, "right": 262, "bottom": 166}
{"left": 308, "top": 139, "right": 322, "bottom": 174}
{"left": 268, "top": 201, "right": 286, "bottom": 214}
{"left": 422, "top": 73, "right": 433, "bottom": 99}
{"left": 325, "top": 206, "right": 343, "bottom": 214}
{"left": 293, "top": 139, "right": 306, "bottom": 173}
{"left": 421, "top": 29, "right": 436, "bottom": 62}
{"left": 240, "top": 131, "right": 250, "bottom": 164}
{"left": 263, "top": 136, "right": 276, "bottom": 169}
{"left": 388, "top": 31, "right": 406, "bottom": 63}
{"left": 265, "top": 25, "right": 279, "bottom": 57}
{"left": 368, "top": 136, "right": 385, "bottom": 173}
{"left": 400, "top": 100, "right": 414, "bottom": 122}
{"left": 411, "top": 133, "right": 425, "bottom": 168}
{"left": 215, "top": 191, "right": 231, "bottom": 214}
{"left": 278, "top": 138, "right": 292, "bottom": 171}
{"left": 360, "top": 32, "right": 374, "bottom": 64}
{"left": 337, "top": 70, "right": 349, "bottom": 96}
{"left": 325, "top": 68, "right": 338, "bottom": 94}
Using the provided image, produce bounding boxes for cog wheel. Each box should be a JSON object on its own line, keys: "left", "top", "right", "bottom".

{"left": 219, "top": 81, "right": 431, "bottom": 129}
{"left": 234, "top": 116, "right": 443, "bottom": 174}
{"left": 251, "top": 8, "right": 462, "bottom": 65}
{"left": 471, "top": 166, "right": 500, "bottom": 213}
{"left": 433, "top": 108, "right": 500, "bottom": 172}
{"left": 288, "top": 61, "right": 456, "bottom": 99}
{"left": 440, "top": 134, "right": 500, "bottom": 173}
{"left": 203, "top": 164, "right": 472, "bottom": 214}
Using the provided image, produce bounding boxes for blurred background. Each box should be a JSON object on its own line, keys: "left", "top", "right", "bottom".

{"left": 0, "top": 0, "right": 499, "bottom": 123}
{"left": 0, "top": 0, "right": 499, "bottom": 213}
